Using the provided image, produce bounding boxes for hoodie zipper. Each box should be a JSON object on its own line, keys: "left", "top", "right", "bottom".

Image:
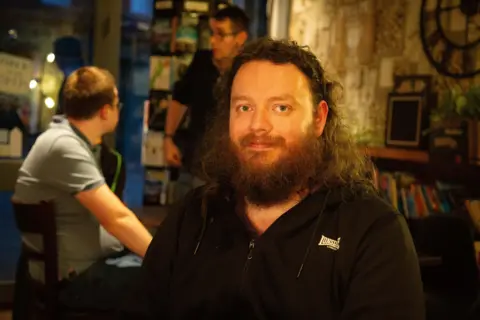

{"left": 241, "top": 239, "right": 255, "bottom": 285}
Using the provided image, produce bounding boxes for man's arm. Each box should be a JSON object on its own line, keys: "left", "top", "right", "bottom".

{"left": 166, "top": 51, "right": 202, "bottom": 137}
{"left": 341, "top": 213, "right": 425, "bottom": 320}
{"left": 164, "top": 52, "right": 203, "bottom": 166}
{"left": 44, "top": 137, "right": 152, "bottom": 257}
{"left": 76, "top": 185, "right": 151, "bottom": 257}
{"left": 164, "top": 99, "right": 187, "bottom": 137}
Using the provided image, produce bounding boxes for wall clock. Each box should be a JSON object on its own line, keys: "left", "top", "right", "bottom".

{"left": 420, "top": 0, "right": 480, "bottom": 79}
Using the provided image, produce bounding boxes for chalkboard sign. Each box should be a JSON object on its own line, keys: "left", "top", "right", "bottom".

{"left": 386, "top": 93, "right": 425, "bottom": 148}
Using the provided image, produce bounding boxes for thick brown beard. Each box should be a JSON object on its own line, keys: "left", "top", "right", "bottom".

{"left": 224, "top": 129, "right": 323, "bottom": 207}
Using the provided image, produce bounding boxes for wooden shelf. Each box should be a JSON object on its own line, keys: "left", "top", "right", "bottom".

{"left": 361, "top": 147, "right": 429, "bottom": 163}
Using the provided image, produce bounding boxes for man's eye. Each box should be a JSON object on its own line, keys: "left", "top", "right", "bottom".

{"left": 274, "top": 105, "right": 291, "bottom": 112}
{"left": 238, "top": 105, "right": 250, "bottom": 112}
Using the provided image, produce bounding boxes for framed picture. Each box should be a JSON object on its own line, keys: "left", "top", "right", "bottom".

{"left": 148, "top": 90, "right": 171, "bottom": 131}
{"left": 393, "top": 75, "right": 433, "bottom": 95}
{"left": 149, "top": 56, "right": 172, "bottom": 91}
{"left": 183, "top": 0, "right": 210, "bottom": 13}
{"left": 392, "top": 75, "right": 437, "bottom": 112}
{"left": 386, "top": 93, "right": 427, "bottom": 148}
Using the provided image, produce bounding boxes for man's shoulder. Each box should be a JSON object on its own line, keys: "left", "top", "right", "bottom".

{"left": 36, "top": 126, "right": 81, "bottom": 146}
{"left": 23, "top": 129, "right": 90, "bottom": 171}
{"left": 177, "top": 185, "right": 229, "bottom": 218}
{"left": 334, "top": 186, "right": 401, "bottom": 229}
{"left": 193, "top": 50, "right": 213, "bottom": 62}
{"left": 45, "top": 128, "right": 88, "bottom": 153}
{"left": 188, "top": 50, "right": 214, "bottom": 70}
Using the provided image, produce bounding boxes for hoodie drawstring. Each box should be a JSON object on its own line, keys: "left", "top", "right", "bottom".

{"left": 296, "top": 189, "right": 332, "bottom": 279}
{"left": 194, "top": 215, "right": 208, "bottom": 255}
{"left": 194, "top": 196, "right": 210, "bottom": 255}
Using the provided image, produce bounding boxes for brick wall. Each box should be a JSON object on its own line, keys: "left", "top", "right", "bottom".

{"left": 288, "top": 0, "right": 480, "bottom": 146}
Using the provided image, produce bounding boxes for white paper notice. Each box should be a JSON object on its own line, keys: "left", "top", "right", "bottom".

{"left": 0, "top": 53, "right": 34, "bottom": 95}
{"left": 379, "top": 58, "right": 394, "bottom": 88}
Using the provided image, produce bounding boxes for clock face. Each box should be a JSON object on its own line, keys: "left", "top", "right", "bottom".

{"left": 420, "top": 0, "right": 480, "bottom": 78}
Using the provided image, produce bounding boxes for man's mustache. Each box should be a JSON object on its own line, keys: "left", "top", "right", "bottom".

{"left": 239, "top": 133, "right": 286, "bottom": 148}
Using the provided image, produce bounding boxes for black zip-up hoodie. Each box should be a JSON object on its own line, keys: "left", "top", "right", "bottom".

{"left": 141, "top": 184, "right": 425, "bottom": 319}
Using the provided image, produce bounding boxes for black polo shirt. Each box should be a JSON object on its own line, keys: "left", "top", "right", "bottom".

{"left": 172, "top": 50, "right": 219, "bottom": 167}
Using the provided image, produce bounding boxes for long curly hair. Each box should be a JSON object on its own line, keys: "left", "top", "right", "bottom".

{"left": 193, "top": 37, "right": 373, "bottom": 200}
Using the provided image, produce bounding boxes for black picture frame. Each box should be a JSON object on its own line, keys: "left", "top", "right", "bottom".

{"left": 385, "top": 93, "right": 428, "bottom": 149}
{"left": 392, "top": 74, "right": 437, "bottom": 112}
{"left": 393, "top": 75, "right": 433, "bottom": 95}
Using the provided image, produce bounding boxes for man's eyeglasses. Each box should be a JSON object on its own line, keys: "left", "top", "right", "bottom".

{"left": 113, "top": 102, "right": 123, "bottom": 111}
{"left": 210, "top": 31, "right": 238, "bottom": 41}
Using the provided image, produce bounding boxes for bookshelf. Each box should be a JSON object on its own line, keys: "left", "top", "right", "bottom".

{"left": 361, "top": 146, "right": 429, "bottom": 163}
{"left": 364, "top": 146, "right": 480, "bottom": 243}
{"left": 361, "top": 145, "right": 480, "bottom": 187}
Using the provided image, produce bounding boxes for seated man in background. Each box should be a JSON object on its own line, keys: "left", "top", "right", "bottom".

{"left": 13, "top": 66, "right": 152, "bottom": 312}
{"left": 94, "top": 137, "right": 126, "bottom": 199}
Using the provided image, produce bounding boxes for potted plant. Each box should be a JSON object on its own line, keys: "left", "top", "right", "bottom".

{"left": 428, "top": 84, "right": 480, "bottom": 165}
{"left": 431, "top": 84, "right": 480, "bottom": 124}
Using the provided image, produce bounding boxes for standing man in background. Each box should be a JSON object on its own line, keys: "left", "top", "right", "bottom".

{"left": 163, "top": 5, "right": 250, "bottom": 190}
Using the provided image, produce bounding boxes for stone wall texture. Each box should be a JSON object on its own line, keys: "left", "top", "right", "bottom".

{"left": 288, "top": 0, "right": 480, "bottom": 146}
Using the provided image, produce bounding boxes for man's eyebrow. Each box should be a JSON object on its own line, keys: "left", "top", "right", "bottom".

{"left": 267, "top": 94, "right": 298, "bottom": 104}
{"left": 230, "top": 95, "right": 251, "bottom": 102}
{"left": 230, "top": 94, "right": 300, "bottom": 104}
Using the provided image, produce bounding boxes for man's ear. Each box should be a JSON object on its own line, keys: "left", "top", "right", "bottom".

{"left": 314, "top": 100, "right": 329, "bottom": 137}
{"left": 98, "top": 104, "right": 109, "bottom": 120}
{"left": 236, "top": 31, "right": 248, "bottom": 46}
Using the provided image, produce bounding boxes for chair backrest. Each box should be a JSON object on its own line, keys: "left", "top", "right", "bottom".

{"left": 409, "top": 215, "right": 479, "bottom": 298}
{"left": 12, "top": 200, "right": 59, "bottom": 318}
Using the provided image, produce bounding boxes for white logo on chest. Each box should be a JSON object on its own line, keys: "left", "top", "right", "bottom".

{"left": 318, "top": 235, "right": 341, "bottom": 251}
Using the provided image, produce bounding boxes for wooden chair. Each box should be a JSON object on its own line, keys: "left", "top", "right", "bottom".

{"left": 12, "top": 201, "right": 111, "bottom": 320}
{"left": 409, "top": 215, "right": 479, "bottom": 320}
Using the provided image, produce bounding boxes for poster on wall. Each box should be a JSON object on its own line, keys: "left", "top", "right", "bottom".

{"left": 175, "top": 13, "right": 199, "bottom": 54}
{"left": 0, "top": 53, "right": 35, "bottom": 133}
{"left": 148, "top": 91, "right": 171, "bottom": 130}
{"left": 150, "top": 56, "right": 172, "bottom": 90}
{"left": 0, "top": 52, "right": 33, "bottom": 96}
{"left": 142, "top": 130, "right": 165, "bottom": 168}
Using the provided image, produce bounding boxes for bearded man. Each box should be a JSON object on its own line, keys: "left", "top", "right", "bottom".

{"left": 141, "top": 38, "right": 425, "bottom": 320}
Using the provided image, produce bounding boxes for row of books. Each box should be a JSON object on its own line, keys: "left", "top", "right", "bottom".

{"left": 375, "top": 170, "right": 480, "bottom": 235}
{"left": 378, "top": 172, "right": 453, "bottom": 218}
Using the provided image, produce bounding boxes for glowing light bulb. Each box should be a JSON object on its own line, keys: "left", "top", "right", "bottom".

{"left": 46, "top": 53, "right": 55, "bottom": 63}
{"left": 29, "top": 79, "right": 38, "bottom": 89}
{"left": 45, "top": 97, "right": 55, "bottom": 109}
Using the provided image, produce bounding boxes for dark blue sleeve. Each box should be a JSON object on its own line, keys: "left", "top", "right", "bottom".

{"left": 172, "top": 50, "right": 210, "bottom": 107}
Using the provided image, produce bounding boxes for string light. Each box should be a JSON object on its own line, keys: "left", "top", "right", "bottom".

{"left": 29, "top": 79, "right": 38, "bottom": 89}
{"left": 46, "top": 53, "right": 55, "bottom": 63}
{"left": 45, "top": 97, "right": 55, "bottom": 109}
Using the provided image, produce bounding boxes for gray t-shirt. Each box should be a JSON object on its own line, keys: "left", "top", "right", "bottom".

{"left": 14, "top": 115, "right": 123, "bottom": 281}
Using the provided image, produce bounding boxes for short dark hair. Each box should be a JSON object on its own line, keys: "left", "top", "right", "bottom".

{"left": 213, "top": 5, "right": 250, "bottom": 33}
{"left": 63, "top": 66, "right": 116, "bottom": 120}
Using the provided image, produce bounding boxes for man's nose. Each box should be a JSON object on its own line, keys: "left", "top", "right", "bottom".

{"left": 249, "top": 108, "right": 272, "bottom": 133}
